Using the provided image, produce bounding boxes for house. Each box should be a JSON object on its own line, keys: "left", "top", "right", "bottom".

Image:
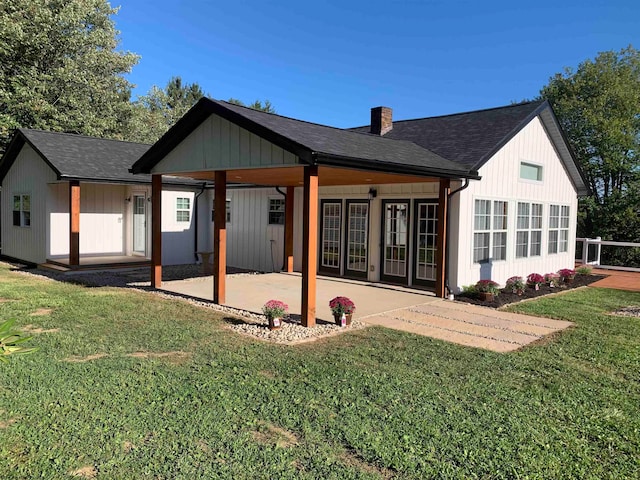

{"left": 131, "top": 97, "right": 588, "bottom": 327}
{"left": 0, "top": 129, "right": 220, "bottom": 268}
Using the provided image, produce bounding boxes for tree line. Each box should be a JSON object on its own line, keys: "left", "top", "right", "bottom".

{"left": 1, "top": 1, "right": 638, "bottom": 260}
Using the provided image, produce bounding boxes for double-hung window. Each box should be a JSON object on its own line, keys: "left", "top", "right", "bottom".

{"left": 176, "top": 197, "right": 190, "bottom": 222}
{"left": 473, "top": 199, "right": 507, "bottom": 263}
{"left": 548, "top": 205, "right": 570, "bottom": 253}
{"left": 268, "top": 198, "right": 285, "bottom": 225}
{"left": 516, "top": 202, "right": 543, "bottom": 258}
{"left": 13, "top": 194, "right": 30, "bottom": 227}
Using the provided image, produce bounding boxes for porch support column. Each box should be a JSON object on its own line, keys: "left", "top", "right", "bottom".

{"left": 213, "top": 171, "right": 227, "bottom": 304}
{"left": 435, "top": 179, "right": 450, "bottom": 298}
{"left": 69, "top": 180, "right": 80, "bottom": 266}
{"left": 285, "top": 186, "right": 295, "bottom": 272}
{"left": 151, "top": 174, "right": 162, "bottom": 288}
{"left": 301, "top": 165, "right": 318, "bottom": 328}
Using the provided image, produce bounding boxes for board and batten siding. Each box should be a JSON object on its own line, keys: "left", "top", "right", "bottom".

{"left": 1, "top": 144, "right": 57, "bottom": 264}
{"left": 151, "top": 114, "right": 298, "bottom": 175}
{"left": 449, "top": 115, "right": 579, "bottom": 291}
{"left": 49, "top": 183, "right": 127, "bottom": 257}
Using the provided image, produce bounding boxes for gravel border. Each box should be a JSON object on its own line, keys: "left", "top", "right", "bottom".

{"left": 611, "top": 306, "right": 640, "bottom": 318}
{"left": 8, "top": 262, "right": 366, "bottom": 344}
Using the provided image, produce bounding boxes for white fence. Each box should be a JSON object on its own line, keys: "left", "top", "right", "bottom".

{"left": 576, "top": 237, "right": 640, "bottom": 272}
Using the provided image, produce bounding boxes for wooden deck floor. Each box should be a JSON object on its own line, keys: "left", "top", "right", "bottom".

{"left": 45, "top": 255, "right": 150, "bottom": 271}
{"left": 588, "top": 267, "right": 640, "bottom": 292}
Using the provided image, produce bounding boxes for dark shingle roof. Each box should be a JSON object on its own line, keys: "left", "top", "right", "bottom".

{"left": 349, "top": 101, "right": 546, "bottom": 170}
{"left": 0, "top": 129, "right": 205, "bottom": 186}
{"left": 133, "top": 98, "right": 477, "bottom": 179}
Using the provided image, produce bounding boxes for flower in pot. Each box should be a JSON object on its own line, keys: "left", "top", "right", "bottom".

{"left": 262, "top": 300, "right": 288, "bottom": 330}
{"left": 544, "top": 272, "right": 561, "bottom": 288}
{"left": 329, "top": 296, "right": 356, "bottom": 326}
{"left": 505, "top": 276, "right": 525, "bottom": 295}
{"left": 526, "top": 273, "right": 544, "bottom": 291}
{"left": 474, "top": 279, "right": 500, "bottom": 301}
{"left": 557, "top": 268, "right": 576, "bottom": 284}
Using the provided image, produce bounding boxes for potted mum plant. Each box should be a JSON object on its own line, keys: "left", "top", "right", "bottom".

{"left": 262, "top": 300, "right": 288, "bottom": 330}
{"left": 527, "top": 273, "right": 544, "bottom": 291}
{"left": 544, "top": 272, "right": 561, "bottom": 288}
{"left": 329, "top": 296, "right": 356, "bottom": 326}
{"left": 474, "top": 279, "right": 500, "bottom": 301}
{"left": 558, "top": 268, "right": 576, "bottom": 284}
{"left": 505, "top": 276, "right": 525, "bottom": 295}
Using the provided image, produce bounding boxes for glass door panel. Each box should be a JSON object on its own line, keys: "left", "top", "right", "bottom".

{"left": 344, "top": 201, "right": 368, "bottom": 278}
{"left": 320, "top": 200, "right": 341, "bottom": 274}
{"left": 413, "top": 200, "right": 438, "bottom": 287}
{"left": 381, "top": 200, "right": 409, "bottom": 284}
{"left": 133, "top": 195, "right": 146, "bottom": 255}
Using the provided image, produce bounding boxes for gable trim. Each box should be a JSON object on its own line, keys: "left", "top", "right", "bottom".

{"left": 0, "top": 130, "right": 62, "bottom": 183}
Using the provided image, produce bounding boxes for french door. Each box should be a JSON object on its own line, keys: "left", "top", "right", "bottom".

{"left": 319, "top": 200, "right": 342, "bottom": 274}
{"left": 413, "top": 200, "right": 438, "bottom": 287}
{"left": 380, "top": 200, "right": 410, "bottom": 284}
{"left": 344, "top": 200, "right": 369, "bottom": 278}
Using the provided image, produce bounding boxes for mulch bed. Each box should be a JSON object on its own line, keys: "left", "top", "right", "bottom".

{"left": 456, "top": 274, "right": 607, "bottom": 308}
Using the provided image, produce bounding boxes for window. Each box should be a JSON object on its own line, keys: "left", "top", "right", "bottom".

{"left": 516, "top": 202, "right": 543, "bottom": 258}
{"left": 13, "top": 194, "right": 30, "bottom": 227}
{"left": 473, "top": 199, "right": 507, "bottom": 263}
{"left": 268, "top": 198, "right": 285, "bottom": 225}
{"left": 211, "top": 199, "right": 231, "bottom": 223}
{"left": 548, "top": 205, "right": 570, "bottom": 253}
{"left": 176, "top": 197, "right": 190, "bottom": 222}
{"left": 520, "top": 162, "right": 543, "bottom": 181}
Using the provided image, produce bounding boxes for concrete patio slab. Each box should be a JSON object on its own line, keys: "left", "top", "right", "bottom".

{"left": 160, "top": 273, "right": 573, "bottom": 352}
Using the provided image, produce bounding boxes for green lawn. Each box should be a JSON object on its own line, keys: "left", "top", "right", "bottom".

{"left": 1, "top": 263, "right": 639, "bottom": 479}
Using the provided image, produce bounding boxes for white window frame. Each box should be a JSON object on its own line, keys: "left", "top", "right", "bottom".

{"left": 176, "top": 197, "right": 190, "bottom": 222}
{"left": 519, "top": 161, "right": 543, "bottom": 183}
{"left": 473, "top": 199, "right": 508, "bottom": 263}
{"left": 12, "top": 193, "right": 31, "bottom": 227}
{"left": 516, "top": 202, "right": 543, "bottom": 258}
{"left": 268, "top": 197, "right": 285, "bottom": 225}
{"left": 548, "top": 204, "right": 570, "bottom": 254}
{"left": 211, "top": 199, "right": 232, "bottom": 223}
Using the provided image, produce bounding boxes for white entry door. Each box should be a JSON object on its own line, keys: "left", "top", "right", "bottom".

{"left": 133, "top": 195, "right": 146, "bottom": 256}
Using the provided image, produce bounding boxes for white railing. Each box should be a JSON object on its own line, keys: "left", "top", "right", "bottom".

{"left": 576, "top": 237, "right": 640, "bottom": 272}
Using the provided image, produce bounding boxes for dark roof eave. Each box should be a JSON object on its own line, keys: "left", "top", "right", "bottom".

{"left": 313, "top": 153, "right": 480, "bottom": 180}
{"left": 58, "top": 174, "right": 212, "bottom": 188}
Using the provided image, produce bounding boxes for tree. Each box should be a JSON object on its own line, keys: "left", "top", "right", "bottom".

{"left": 129, "top": 76, "right": 206, "bottom": 144}
{"left": 227, "top": 98, "right": 276, "bottom": 114}
{"left": 540, "top": 46, "right": 640, "bottom": 257}
{"left": 0, "top": 0, "right": 139, "bottom": 155}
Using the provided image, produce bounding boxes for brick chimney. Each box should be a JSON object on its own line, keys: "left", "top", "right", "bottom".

{"left": 370, "top": 106, "right": 393, "bottom": 135}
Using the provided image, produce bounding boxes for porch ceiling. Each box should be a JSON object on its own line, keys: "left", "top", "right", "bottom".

{"left": 165, "top": 165, "right": 440, "bottom": 187}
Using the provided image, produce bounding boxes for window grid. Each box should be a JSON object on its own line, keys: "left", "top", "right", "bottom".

{"left": 13, "top": 194, "right": 31, "bottom": 227}
{"left": 473, "top": 199, "right": 507, "bottom": 263}
{"left": 176, "top": 197, "right": 190, "bottom": 222}
{"left": 384, "top": 203, "right": 408, "bottom": 277}
{"left": 416, "top": 203, "right": 437, "bottom": 281}
{"left": 548, "top": 204, "right": 570, "bottom": 254}
{"left": 268, "top": 198, "right": 285, "bottom": 225}
{"left": 321, "top": 203, "right": 341, "bottom": 268}
{"left": 346, "top": 203, "right": 368, "bottom": 272}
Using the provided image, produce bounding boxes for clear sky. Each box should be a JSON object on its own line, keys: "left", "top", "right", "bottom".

{"left": 115, "top": 0, "right": 639, "bottom": 128}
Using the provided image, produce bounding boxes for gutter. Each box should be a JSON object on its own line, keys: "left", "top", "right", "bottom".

{"left": 445, "top": 179, "right": 471, "bottom": 296}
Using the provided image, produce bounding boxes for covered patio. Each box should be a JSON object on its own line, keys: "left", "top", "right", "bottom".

{"left": 131, "top": 98, "right": 480, "bottom": 327}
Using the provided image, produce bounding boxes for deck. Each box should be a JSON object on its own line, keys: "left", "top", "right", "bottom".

{"left": 43, "top": 255, "right": 151, "bottom": 271}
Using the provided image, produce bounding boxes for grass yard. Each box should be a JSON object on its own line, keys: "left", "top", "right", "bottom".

{"left": 1, "top": 263, "right": 639, "bottom": 479}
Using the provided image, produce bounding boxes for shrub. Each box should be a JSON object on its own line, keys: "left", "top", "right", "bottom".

{"left": 527, "top": 273, "right": 545, "bottom": 288}
{"left": 576, "top": 265, "right": 593, "bottom": 275}
{"left": 558, "top": 268, "right": 576, "bottom": 280}
{"left": 544, "top": 273, "right": 561, "bottom": 288}
{"left": 505, "top": 276, "right": 525, "bottom": 294}
{"left": 475, "top": 279, "right": 500, "bottom": 295}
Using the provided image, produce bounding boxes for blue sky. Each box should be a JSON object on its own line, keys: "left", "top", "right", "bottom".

{"left": 115, "top": 0, "right": 639, "bottom": 128}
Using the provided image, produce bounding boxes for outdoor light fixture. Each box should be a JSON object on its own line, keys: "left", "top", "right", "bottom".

{"left": 124, "top": 196, "right": 131, "bottom": 203}
{"left": 368, "top": 188, "right": 377, "bottom": 200}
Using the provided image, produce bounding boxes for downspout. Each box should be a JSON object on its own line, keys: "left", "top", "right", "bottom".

{"left": 193, "top": 183, "right": 207, "bottom": 261}
{"left": 445, "top": 178, "right": 470, "bottom": 296}
{"left": 276, "top": 186, "right": 287, "bottom": 271}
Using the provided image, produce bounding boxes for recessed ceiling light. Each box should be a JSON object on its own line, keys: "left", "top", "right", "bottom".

{"left": 235, "top": 176, "right": 242, "bottom": 179}
{"left": 365, "top": 178, "right": 372, "bottom": 182}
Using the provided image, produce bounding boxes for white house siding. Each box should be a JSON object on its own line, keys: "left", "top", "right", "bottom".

{"left": 151, "top": 114, "right": 298, "bottom": 175}
{"left": 1, "top": 144, "right": 57, "bottom": 264}
{"left": 449, "top": 116, "right": 579, "bottom": 291}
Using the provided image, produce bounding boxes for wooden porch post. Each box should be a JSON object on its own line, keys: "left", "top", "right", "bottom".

{"left": 301, "top": 166, "right": 318, "bottom": 327}
{"left": 69, "top": 180, "right": 80, "bottom": 266}
{"left": 285, "top": 186, "right": 295, "bottom": 272}
{"left": 435, "top": 179, "right": 450, "bottom": 298}
{"left": 213, "top": 171, "right": 227, "bottom": 304}
{"left": 151, "top": 174, "right": 162, "bottom": 288}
